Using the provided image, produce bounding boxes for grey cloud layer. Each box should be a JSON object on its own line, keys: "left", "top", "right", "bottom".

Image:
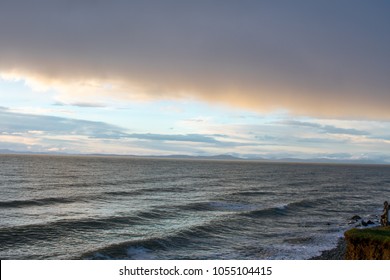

{"left": 282, "top": 120, "right": 368, "bottom": 136}
{"left": 0, "top": 107, "right": 229, "bottom": 145}
{"left": 0, "top": 108, "right": 123, "bottom": 136}
{"left": 1, "top": 1, "right": 390, "bottom": 118}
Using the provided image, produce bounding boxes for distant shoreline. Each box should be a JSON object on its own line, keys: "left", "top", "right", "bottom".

{"left": 1, "top": 151, "right": 389, "bottom": 166}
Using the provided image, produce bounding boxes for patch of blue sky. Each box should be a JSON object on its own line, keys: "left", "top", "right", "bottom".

{"left": 0, "top": 79, "right": 56, "bottom": 109}
{"left": 48, "top": 98, "right": 282, "bottom": 135}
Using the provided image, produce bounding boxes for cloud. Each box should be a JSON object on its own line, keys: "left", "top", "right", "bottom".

{"left": 0, "top": 107, "right": 246, "bottom": 148}
{"left": 53, "top": 101, "right": 106, "bottom": 108}
{"left": 282, "top": 120, "right": 368, "bottom": 136}
{"left": 1, "top": 1, "right": 390, "bottom": 119}
{"left": 124, "top": 133, "right": 219, "bottom": 144}
{"left": 1, "top": 106, "right": 390, "bottom": 161}
{"left": 0, "top": 107, "right": 124, "bottom": 137}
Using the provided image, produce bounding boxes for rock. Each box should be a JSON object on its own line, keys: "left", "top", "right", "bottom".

{"left": 351, "top": 215, "right": 362, "bottom": 221}
{"left": 367, "top": 220, "right": 375, "bottom": 225}
{"left": 362, "top": 220, "right": 368, "bottom": 226}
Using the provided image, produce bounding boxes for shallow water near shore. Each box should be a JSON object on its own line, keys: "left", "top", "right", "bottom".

{"left": 1, "top": 154, "right": 389, "bottom": 259}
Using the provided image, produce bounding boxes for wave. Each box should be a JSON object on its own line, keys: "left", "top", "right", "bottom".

{"left": 103, "top": 186, "right": 187, "bottom": 198}
{"left": 138, "top": 186, "right": 187, "bottom": 193}
{"left": 242, "top": 198, "right": 332, "bottom": 218}
{"left": 81, "top": 218, "right": 235, "bottom": 259}
{"left": 241, "top": 205, "right": 288, "bottom": 218}
{"left": 177, "top": 202, "right": 215, "bottom": 211}
{"left": 103, "top": 189, "right": 146, "bottom": 197}
{"left": 0, "top": 208, "right": 178, "bottom": 248}
{"left": 135, "top": 208, "right": 178, "bottom": 220}
{"left": 177, "top": 201, "right": 254, "bottom": 212}
{"left": 0, "top": 197, "right": 80, "bottom": 208}
{"left": 176, "top": 197, "right": 333, "bottom": 216}
{"left": 229, "top": 190, "right": 275, "bottom": 197}
{"left": 0, "top": 185, "right": 186, "bottom": 209}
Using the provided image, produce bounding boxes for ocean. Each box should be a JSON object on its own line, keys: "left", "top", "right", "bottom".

{"left": 0, "top": 154, "right": 389, "bottom": 260}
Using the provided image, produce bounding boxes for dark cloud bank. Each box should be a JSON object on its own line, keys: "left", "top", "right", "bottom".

{"left": 1, "top": 0, "right": 390, "bottom": 118}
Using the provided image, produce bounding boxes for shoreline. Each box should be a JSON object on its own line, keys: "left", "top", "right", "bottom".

{"left": 309, "top": 238, "right": 346, "bottom": 260}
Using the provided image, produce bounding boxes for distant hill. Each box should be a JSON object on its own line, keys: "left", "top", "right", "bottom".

{"left": 139, "top": 154, "right": 243, "bottom": 161}
{"left": 276, "top": 157, "right": 388, "bottom": 165}
{"left": 0, "top": 149, "right": 388, "bottom": 165}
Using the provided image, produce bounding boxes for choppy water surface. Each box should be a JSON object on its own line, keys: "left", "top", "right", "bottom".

{"left": 1, "top": 154, "right": 389, "bottom": 259}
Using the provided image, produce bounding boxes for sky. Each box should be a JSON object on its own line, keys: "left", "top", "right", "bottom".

{"left": 1, "top": 0, "right": 390, "bottom": 163}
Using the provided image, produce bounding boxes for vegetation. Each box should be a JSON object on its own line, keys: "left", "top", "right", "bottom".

{"left": 344, "top": 226, "right": 390, "bottom": 259}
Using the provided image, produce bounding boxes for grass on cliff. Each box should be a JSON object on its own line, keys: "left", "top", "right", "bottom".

{"left": 345, "top": 226, "right": 390, "bottom": 245}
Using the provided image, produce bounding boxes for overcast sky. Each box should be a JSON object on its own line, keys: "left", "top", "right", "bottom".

{"left": 1, "top": 1, "right": 390, "bottom": 162}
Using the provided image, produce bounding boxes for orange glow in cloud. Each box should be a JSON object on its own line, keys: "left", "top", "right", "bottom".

{"left": 1, "top": 68, "right": 390, "bottom": 120}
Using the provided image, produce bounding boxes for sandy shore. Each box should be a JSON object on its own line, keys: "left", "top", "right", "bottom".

{"left": 309, "top": 238, "right": 346, "bottom": 260}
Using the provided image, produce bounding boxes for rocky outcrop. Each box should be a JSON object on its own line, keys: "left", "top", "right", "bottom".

{"left": 344, "top": 226, "right": 390, "bottom": 260}
{"left": 350, "top": 215, "right": 361, "bottom": 221}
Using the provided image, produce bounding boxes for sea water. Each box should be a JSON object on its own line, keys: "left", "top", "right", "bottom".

{"left": 0, "top": 154, "right": 389, "bottom": 259}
